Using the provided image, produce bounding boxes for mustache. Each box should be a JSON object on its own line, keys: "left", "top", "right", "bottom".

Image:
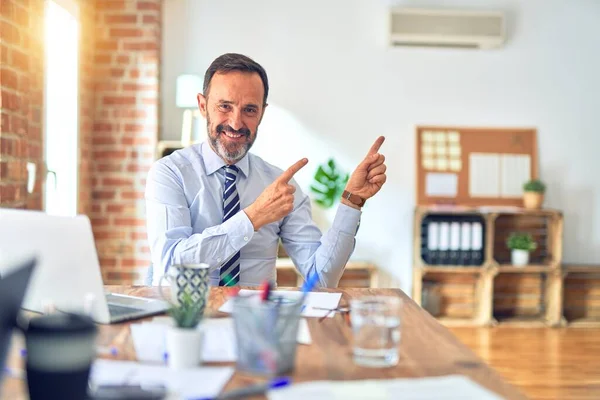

{"left": 216, "top": 124, "right": 251, "bottom": 137}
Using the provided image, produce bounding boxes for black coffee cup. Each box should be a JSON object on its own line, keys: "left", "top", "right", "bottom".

{"left": 24, "top": 313, "right": 97, "bottom": 400}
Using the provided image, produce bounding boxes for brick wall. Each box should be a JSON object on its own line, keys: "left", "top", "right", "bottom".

{"left": 89, "top": 0, "right": 161, "bottom": 284}
{"left": 0, "top": 0, "right": 45, "bottom": 209}
{"left": 1, "top": 0, "right": 161, "bottom": 285}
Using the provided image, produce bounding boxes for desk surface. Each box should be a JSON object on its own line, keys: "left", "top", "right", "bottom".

{"left": 2, "top": 286, "right": 525, "bottom": 399}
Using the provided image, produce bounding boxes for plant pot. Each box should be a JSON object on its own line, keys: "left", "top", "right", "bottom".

{"left": 523, "top": 192, "right": 544, "bottom": 209}
{"left": 165, "top": 326, "right": 203, "bottom": 369}
{"left": 511, "top": 249, "right": 530, "bottom": 267}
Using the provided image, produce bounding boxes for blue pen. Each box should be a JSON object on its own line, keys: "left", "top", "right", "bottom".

{"left": 298, "top": 272, "right": 319, "bottom": 313}
{"left": 301, "top": 271, "right": 319, "bottom": 293}
{"left": 192, "top": 376, "right": 291, "bottom": 400}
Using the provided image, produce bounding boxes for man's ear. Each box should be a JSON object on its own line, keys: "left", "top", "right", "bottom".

{"left": 197, "top": 93, "right": 208, "bottom": 118}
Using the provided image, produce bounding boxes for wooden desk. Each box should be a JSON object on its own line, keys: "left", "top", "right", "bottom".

{"left": 2, "top": 287, "right": 525, "bottom": 399}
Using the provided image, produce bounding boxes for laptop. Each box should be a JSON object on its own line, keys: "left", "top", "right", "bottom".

{"left": 0, "top": 209, "right": 169, "bottom": 324}
{"left": 0, "top": 256, "right": 36, "bottom": 393}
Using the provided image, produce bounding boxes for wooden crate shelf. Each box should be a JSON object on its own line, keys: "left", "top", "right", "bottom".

{"left": 492, "top": 271, "right": 564, "bottom": 327}
{"left": 417, "top": 272, "right": 493, "bottom": 326}
{"left": 412, "top": 206, "right": 564, "bottom": 327}
{"left": 563, "top": 265, "right": 600, "bottom": 327}
{"left": 492, "top": 212, "right": 563, "bottom": 266}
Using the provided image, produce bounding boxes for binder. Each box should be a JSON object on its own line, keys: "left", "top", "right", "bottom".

{"left": 426, "top": 222, "right": 439, "bottom": 265}
{"left": 449, "top": 222, "right": 461, "bottom": 265}
{"left": 471, "top": 222, "right": 483, "bottom": 265}
{"left": 460, "top": 222, "right": 472, "bottom": 265}
{"left": 438, "top": 222, "right": 450, "bottom": 265}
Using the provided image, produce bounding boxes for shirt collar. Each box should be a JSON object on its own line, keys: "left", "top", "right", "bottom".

{"left": 200, "top": 141, "right": 249, "bottom": 178}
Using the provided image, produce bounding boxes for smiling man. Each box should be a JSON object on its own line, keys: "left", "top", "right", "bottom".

{"left": 145, "top": 53, "right": 387, "bottom": 287}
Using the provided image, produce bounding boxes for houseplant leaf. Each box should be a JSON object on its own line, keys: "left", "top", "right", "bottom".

{"left": 309, "top": 158, "right": 349, "bottom": 209}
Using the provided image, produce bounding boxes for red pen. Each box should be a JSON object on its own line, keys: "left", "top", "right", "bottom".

{"left": 259, "top": 280, "right": 272, "bottom": 302}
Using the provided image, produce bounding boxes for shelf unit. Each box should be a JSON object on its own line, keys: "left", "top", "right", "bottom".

{"left": 563, "top": 264, "right": 600, "bottom": 327}
{"left": 412, "top": 206, "right": 564, "bottom": 327}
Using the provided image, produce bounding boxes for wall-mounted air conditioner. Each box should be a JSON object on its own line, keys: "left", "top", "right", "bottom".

{"left": 389, "top": 8, "right": 505, "bottom": 49}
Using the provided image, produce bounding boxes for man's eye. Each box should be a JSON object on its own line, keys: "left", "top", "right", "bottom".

{"left": 244, "top": 108, "right": 257, "bottom": 114}
{"left": 218, "top": 104, "right": 231, "bottom": 111}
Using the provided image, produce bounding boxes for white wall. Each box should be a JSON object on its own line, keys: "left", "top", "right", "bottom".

{"left": 162, "top": 0, "right": 600, "bottom": 293}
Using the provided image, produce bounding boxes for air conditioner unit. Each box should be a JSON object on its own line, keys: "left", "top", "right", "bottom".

{"left": 389, "top": 8, "right": 505, "bottom": 49}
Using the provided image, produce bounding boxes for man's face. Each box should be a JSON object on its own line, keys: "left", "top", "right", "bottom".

{"left": 197, "top": 71, "right": 266, "bottom": 164}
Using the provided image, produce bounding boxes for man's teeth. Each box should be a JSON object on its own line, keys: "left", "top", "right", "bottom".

{"left": 223, "top": 131, "right": 242, "bottom": 138}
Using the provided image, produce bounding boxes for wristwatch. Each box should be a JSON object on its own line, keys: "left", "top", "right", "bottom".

{"left": 342, "top": 190, "right": 366, "bottom": 207}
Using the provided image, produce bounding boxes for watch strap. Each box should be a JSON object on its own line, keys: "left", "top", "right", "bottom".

{"left": 342, "top": 190, "right": 366, "bottom": 207}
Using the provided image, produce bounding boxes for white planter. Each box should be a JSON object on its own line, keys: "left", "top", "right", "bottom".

{"left": 511, "top": 249, "right": 530, "bottom": 267}
{"left": 166, "top": 326, "right": 203, "bottom": 369}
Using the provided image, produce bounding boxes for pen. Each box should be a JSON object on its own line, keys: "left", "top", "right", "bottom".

{"left": 259, "top": 280, "right": 272, "bottom": 302}
{"left": 298, "top": 271, "right": 319, "bottom": 311}
{"left": 193, "top": 376, "right": 291, "bottom": 400}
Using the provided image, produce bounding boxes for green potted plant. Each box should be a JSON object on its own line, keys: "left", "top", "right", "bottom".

{"left": 165, "top": 291, "right": 205, "bottom": 368}
{"left": 506, "top": 232, "right": 537, "bottom": 266}
{"left": 523, "top": 179, "right": 546, "bottom": 209}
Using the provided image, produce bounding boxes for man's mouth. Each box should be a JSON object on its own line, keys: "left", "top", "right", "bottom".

{"left": 222, "top": 130, "right": 243, "bottom": 139}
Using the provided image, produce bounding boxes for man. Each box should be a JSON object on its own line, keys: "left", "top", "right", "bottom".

{"left": 146, "top": 53, "right": 386, "bottom": 287}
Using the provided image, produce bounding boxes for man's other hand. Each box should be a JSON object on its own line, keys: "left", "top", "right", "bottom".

{"left": 343, "top": 136, "right": 387, "bottom": 207}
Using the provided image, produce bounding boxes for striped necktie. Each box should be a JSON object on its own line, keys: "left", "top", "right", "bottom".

{"left": 219, "top": 165, "right": 241, "bottom": 286}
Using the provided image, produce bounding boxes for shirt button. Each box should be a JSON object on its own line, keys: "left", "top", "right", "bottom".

{"left": 244, "top": 236, "right": 249, "bottom": 241}
{"left": 217, "top": 257, "right": 222, "bottom": 262}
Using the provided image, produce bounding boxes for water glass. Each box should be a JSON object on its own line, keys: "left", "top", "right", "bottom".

{"left": 350, "top": 295, "right": 402, "bottom": 367}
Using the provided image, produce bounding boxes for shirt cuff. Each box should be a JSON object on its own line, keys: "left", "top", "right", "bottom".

{"left": 332, "top": 203, "right": 362, "bottom": 235}
{"left": 221, "top": 210, "right": 255, "bottom": 250}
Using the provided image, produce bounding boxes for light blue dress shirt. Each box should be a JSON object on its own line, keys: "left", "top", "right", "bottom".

{"left": 145, "top": 141, "right": 361, "bottom": 287}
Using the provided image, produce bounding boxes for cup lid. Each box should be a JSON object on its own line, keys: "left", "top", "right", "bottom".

{"left": 27, "top": 313, "right": 96, "bottom": 336}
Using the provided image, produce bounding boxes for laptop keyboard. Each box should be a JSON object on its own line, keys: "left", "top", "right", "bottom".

{"left": 108, "top": 303, "right": 144, "bottom": 317}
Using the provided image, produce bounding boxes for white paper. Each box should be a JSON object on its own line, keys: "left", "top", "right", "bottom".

{"left": 267, "top": 375, "right": 503, "bottom": 400}
{"left": 90, "top": 359, "right": 234, "bottom": 400}
{"left": 500, "top": 154, "right": 531, "bottom": 198}
{"left": 469, "top": 153, "right": 500, "bottom": 197}
{"left": 130, "top": 318, "right": 312, "bottom": 364}
{"left": 218, "top": 290, "right": 342, "bottom": 318}
{"left": 425, "top": 173, "right": 458, "bottom": 197}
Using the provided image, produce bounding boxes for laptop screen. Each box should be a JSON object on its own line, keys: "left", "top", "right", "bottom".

{"left": 0, "top": 257, "right": 36, "bottom": 392}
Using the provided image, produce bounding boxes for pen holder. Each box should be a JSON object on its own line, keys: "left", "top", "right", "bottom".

{"left": 232, "top": 295, "right": 302, "bottom": 376}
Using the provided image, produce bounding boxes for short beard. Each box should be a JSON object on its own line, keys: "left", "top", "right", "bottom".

{"left": 207, "top": 117, "right": 255, "bottom": 164}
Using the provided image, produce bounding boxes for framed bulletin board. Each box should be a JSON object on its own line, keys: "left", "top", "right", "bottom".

{"left": 416, "top": 126, "right": 538, "bottom": 207}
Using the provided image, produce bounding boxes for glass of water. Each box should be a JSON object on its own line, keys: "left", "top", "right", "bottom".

{"left": 350, "top": 295, "right": 402, "bottom": 367}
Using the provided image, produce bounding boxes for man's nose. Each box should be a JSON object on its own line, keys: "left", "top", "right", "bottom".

{"left": 228, "top": 109, "right": 244, "bottom": 131}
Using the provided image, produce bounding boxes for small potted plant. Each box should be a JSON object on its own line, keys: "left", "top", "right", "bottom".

{"left": 506, "top": 232, "right": 537, "bottom": 266}
{"left": 523, "top": 179, "right": 546, "bottom": 209}
{"left": 165, "top": 292, "right": 204, "bottom": 369}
